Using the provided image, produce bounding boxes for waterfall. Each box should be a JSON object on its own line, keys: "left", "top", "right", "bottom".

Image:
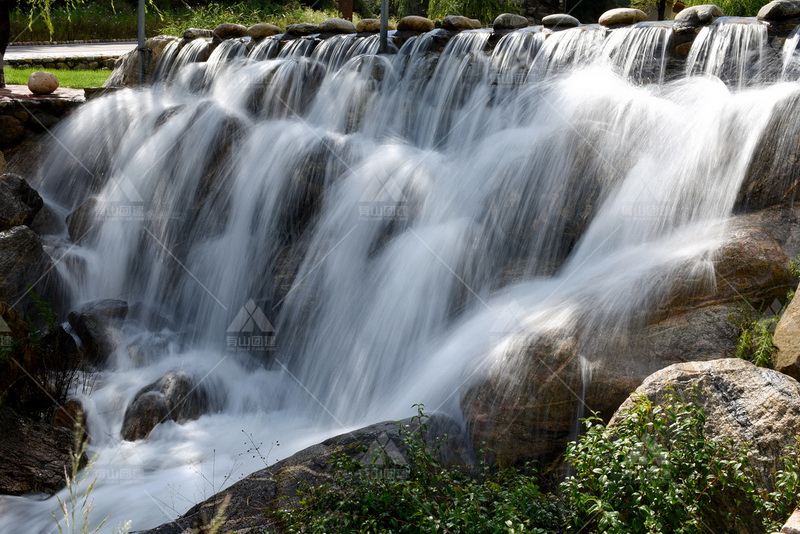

{"left": 1, "top": 18, "right": 800, "bottom": 534}
{"left": 783, "top": 25, "right": 800, "bottom": 80}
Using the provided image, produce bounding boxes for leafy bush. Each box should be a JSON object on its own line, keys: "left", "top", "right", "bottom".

{"left": 730, "top": 293, "right": 793, "bottom": 368}
{"left": 427, "top": 0, "right": 521, "bottom": 23}
{"left": 683, "top": 0, "right": 766, "bottom": 17}
{"left": 277, "top": 405, "right": 563, "bottom": 533}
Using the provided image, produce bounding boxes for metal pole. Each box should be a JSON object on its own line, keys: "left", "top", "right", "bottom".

{"left": 137, "top": 0, "right": 145, "bottom": 84}
{"left": 379, "top": 0, "right": 388, "bottom": 54}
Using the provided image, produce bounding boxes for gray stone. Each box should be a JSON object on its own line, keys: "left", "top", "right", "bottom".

{"left": 542, "top": 13, "right": 580, "bottom": 28}
{"left": 0, "top": 116, "right": 26, "bottom": 149}
{"left": 246, "top": 23, "right": 283, "bottom": 39}
{"left": 213, "top": 23, "right": 248, "bottom": 39}
{"left": 492, "top": 13, "right": 530, "bottom": 30}
{"left": 27, "top": 71, "right": 59, "bottom": 95}
{"left": 599, "top": 7, "right": 648, "bottom": 26}
{"left": 182, "top": 28, "right": 214, "bottom": 39}
{"left": 442, "top": 15, "right": 482, "bottom": 31}
{"left": 0, "top": 174, "right": 43, "bottom": 232}
{"left": 397, "top": 15, "right": 436, "bottom": 32}
{"left": 318, "top": 18, "right": 357, "bottom": 34}
{"left": 758, "top": 0, "right": 800, "bottom": 20}
{"left": 67, "top": 299, "right": 128, "bottom": 365}
{"left": 0, "top": 226, "right": 55, "bottom": 311}
{"left": 774, "top": 284, "right": 800, "bottom": 380}
{"left": 286, "top": 23, "right": 320, "bottom": 36}
{"left": 674, "top": 4, "right": 724, "bottom": 32}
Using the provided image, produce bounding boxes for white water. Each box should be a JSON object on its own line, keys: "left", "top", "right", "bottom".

{"left": 1, "top": 19, "right": 800, "bottom": 533}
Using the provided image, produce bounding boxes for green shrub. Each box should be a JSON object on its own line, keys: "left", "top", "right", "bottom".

{"left": 426, "top": 0, "right": 521, "bottom": 22}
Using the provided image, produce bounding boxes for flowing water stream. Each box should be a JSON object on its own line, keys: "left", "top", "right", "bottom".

{"left": 1, "top": 18, "right": 799, "bottom": 533}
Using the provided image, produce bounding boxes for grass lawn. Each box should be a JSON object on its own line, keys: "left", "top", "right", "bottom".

{"left": 3, "top": 68, "right": 111, "bottom": 89}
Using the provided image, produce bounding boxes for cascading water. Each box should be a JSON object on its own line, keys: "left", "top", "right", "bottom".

{"left": 1, "top": 16, "right": 800, "bottom": 534}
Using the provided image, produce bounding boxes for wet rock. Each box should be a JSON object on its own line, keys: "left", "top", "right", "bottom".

{"left": 782, "top": 510, "right": 800, "bottom": 533}
{"left": 213, "top": 23, "right": 248, "bottom": 39}
{"left": 104, "top": 36, "right": 179, "bottom": 87}
{"left": 0, "top": 226, "right": 55, "bottom": 311}
{"left": 542, "top": 13, "right": 580, "bottom": 28}
{"left": 0, "top": 406, "right": 77, "bottom": 495}
{"left": 318, "top": 18, "right": 357, "bottom": 34}
{"left": 65, "top": 198, "right": 98, "bottom": 242}
{"left": 27, "top": 71, "right": 59, "bottom": 95}
{"left": 182, "top": 28, "right": 214, "bottom": 39}
{"left": 286, "top": 23, "right": 320, "bottom": 36}
{"left": 492, "top": 13, "right": 529, "bottom": 30}
{"left": 442, "top": 15, "right": 482, "bottom": 31}
{"left": 0, "top": 116, "right": 26, "bottom": 149}
{"left": 758, "top": 0, "right": 800, "bottom": 20}
{"left": 611, "top": 358, "right": 800, "bottom": 533}
{"left": 53, "top": 399, "right": 86, "bottom": 430}
{"left": 121, "top": 371, "right": 213, "bottom": 441}
{"left": 0, "top": 173, "right": 43, "bottom": 232}
{"left": 774, "top": 285, "right": 800, "bottom": 380}
{"left": 67, "top": 299, "right": 128, "bottom": 365}
{"left": 598, "top": 8, "right": 648, "bottom": 26}
{"left": 29, "top": 202, "right": 63, "bottom": 236}
{"left": 137, "top": 415, "right": 471, "bottom": 533}
{"left": 674, "top": 4, "right": 724, "bottom": 32}
{"left": 247, "top": 23, "right": 283, "bottom": 39}
{"left": 397, "top": 15, "right": 436, "bottom": 32}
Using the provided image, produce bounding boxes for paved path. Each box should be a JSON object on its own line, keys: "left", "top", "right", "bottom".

{"left": 5, "top": 42, "right": 136, "bottom": 60}
{"left": 0, "top": 85, "right": 85, "bottom": 100}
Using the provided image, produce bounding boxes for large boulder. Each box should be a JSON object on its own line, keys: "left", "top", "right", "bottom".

{"left": 492, "top": 13, "right": 529, "bottom": 30}
{"left": 356, "top": 18, "right": 381, "bottom": 32}
{"left": 463, "top": 209, "right": 797, "bottom": 466}
{"left": 0, "top": 116, "right": 26, "bottom": 149}
{"left": 736, "top": 90, "right": 800, "bottom": 213}
{"left": 65, "top": 198, "right": 98, "bottom": 243}
{"left": 0, "top": 226, "right": 56, "bottom": 313}
{"left": 318, "top": 18, "right": 357, "bottom": 34}
{"left": 137, "top": 415, "right": 470, "bottom": 533}
{"left": 542, "top": 13, "right": 580, "bottom": 29}
{"left": 674, "top": 4, "right": 724, "bottom": 32}
{"left": 68, "top": 299, "right": 128, "bottom": 365}
{"left": 247, "top": 23, "right": 283, "bottom": 39}
{"left": 213, "top": 23, "right": 248, "bottom": 39}
{"left": 774, "top": 286, "right": 800, "bottom": 380}
{"left": 610, "top": 358, "right": 800, "bottom": 533}
{"left": 121, "top": 371, "right": 215, "bottom": 441}
{"left": 598, "top": 8, "right": 648, "bottom": 26}
{"left": 0, "top": 406, "right": 77, "bottom": 495}
{"left": 104, "top": 35, "right": 179, "bottom": 88}
{"left": 27, "top": 71, "right": 59, "bottom": 95}
{"left": 758, "top": 0, "right": 800, "bottom": 20}
{"left": 286, "top": 23, "right": 320, "bottom": 36}
{"left": 442, "top": 15, "right": 482, "bottom": 31}
{"left": 0, "top": 173, "right": 43, "bottom": 232}
{"left": 397, "top": 15, "right": 435, "bottom": 32}
{"left": 182, "top": 28, "right": 214, "bottom": 39}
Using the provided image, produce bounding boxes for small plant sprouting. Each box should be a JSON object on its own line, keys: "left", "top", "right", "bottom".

{"left": 241, "top": 430, "right": 280, "bottom": 468}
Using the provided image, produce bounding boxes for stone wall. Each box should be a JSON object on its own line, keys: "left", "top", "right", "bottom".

{"left": 0, "top": 97, "right": 85, "bottom": 156}
{"left": 4, "top": 56, "right": 118, "bottom": 71}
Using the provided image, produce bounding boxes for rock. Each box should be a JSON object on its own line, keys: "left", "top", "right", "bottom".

{"left": 0, "top": 151, "right": 6, "bottom": 174}
{"left": 774, "top": 286, "right": 800, "bottom": 380}
{"left": 182, "top": 28, "right": 214, "bottom": 39}
{"left": 442, "top": 15, "right": 482, "bottom": 31}
{"left": 0, "top": 173, "right": 43, "bottom": 232}
{"left": 27, "top": 71, "right": 59, "bottom": 95}
{"left": 0, "top": 226, "right": 55, "bottom": 313}
{"left": 0, "top": 406, "right": 77, "bottom": 495}
{"left": 318, "top": 18, "right": 357, "bottom": 34}
{"left": 104, "top": 35, "right": 179, "bottom": 87}
{"left": 463, "top": 209, "right": 797, "bottom": 466}
{"left": 782, "top": 510, "right": 800, "bottom": 533}
{"left": 674, "top": 4, "right": 724, "bottom": 32}
{"left": 53, "top": 399, "right": 86, "bottom": 430}
{"left": 286, "top": 23, "right": 320, "bottom": 36}
{"left": 65, "top": 198, "right": 98, "bottom": 242}
{"left": 758, "top": 0, "right": 800, "bottom": 20}
{"left": 246, "top": 23, "right": 283, "bottom": 39}
{"left": 213, "top": 23, "right": 248, "bottom": 39}
{"left": 397, "top": 15, "right": 436, "bottom": 32}
{"left": 29, "top": 202, "right": 63, "bottom": 236}
{"left": 0, "top": 116, "right": 26, "bottom": 149}
{"left": 67, "top": 299, "right": 128, "bottom": 364}
{"left": 137, "top": 415, "right": 470, "bottom": 533}
{"left": 357, "top": 18, "right": 381, "bottom": 32}
{"left": 610, "top": 358, "right": 800, "bottom": 533}
{"left": 121, "top": 371, "right": 214, "bottom": 441}
{"left": 598, "top": 8, "right": 648, "bottom": 26}
{"left": 542, "top": 13, "right": 580, "bottom": 28}
{"left": 736, "top": 90, "right": 800, "bottom": 213}
{"left": 492, "top": 13, "right": 530, "bottom": 30}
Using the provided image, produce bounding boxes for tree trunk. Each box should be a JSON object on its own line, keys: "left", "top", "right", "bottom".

{"left": 339, "top": 0, "right": 353, "bottom": 21}
{"left": 0, "top": 0, "right": 10, "bottom": 89}
{"left": 657, "top": 0, "right": 667, "bottom": 20}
